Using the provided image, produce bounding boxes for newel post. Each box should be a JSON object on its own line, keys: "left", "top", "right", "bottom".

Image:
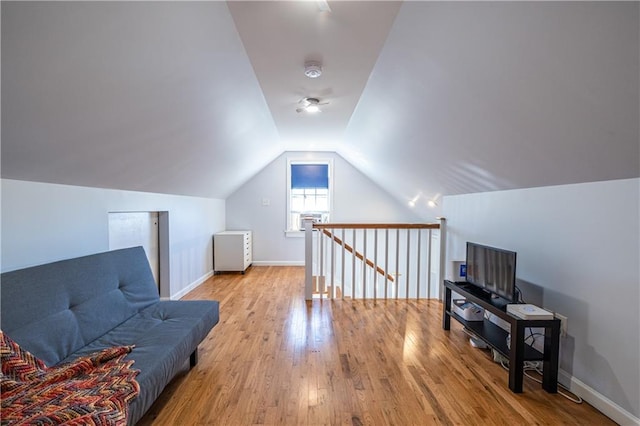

{"left": 304, "top": 219, "right": 313, "bottom": 301}
{"left": 438, "top": 217, "right": 447, "bottom": 301}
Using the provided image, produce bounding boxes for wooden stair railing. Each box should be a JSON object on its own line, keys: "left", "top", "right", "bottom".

{"left": 304, "top": 221, "right": 446, "bottom": 301}
{"left": 320, "top": 229, "right": 395, "bottom": 283}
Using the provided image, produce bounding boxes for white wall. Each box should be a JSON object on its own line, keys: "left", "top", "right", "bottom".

{"left": 443, "top": 178, "right": 639, "bottom": 423}
{"left": 225, "top": 151, "right": 423, "bottom": 263}
{"left": 1, "top": 179, "right": 225, "bottom": 298}
{"left": 343, "top": 2, "right": 639, "bottom": 213}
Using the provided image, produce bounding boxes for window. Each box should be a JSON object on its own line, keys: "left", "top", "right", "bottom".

{"left": 287, "top": 159, "right": 333, "bottom": 233}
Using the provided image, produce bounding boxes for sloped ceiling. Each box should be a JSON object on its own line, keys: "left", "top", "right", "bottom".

{"left": 2, "top": 2, "right": 282, "bottom": 198}
{"left": 342, "top": 2, "right": 640, "bottom": 213}
{"left": 2, "top": 2, "right": 638, "bottom": 217}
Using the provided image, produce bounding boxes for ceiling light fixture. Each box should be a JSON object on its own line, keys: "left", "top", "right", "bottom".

{"left": 296, "top": 97, "right": 327, "bottom": 113}
{"left": 305, "top": 104, "right": 320, "bottom": 113}
{"left": 304, "top": 61, "right": 322, "bottom": 79}
{"left": 428, "top": 194, "right": 441, "bottom": 208}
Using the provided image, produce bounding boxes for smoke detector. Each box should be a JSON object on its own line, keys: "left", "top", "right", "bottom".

{"left": 304, "top": 61, "right": 322, "bottom": 79}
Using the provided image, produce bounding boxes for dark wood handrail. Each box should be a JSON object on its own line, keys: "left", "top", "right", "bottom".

{"left": 321, "top": 229, "right": 395, "bottom": 283}
{"left": 313, "top": 223, "right": 440, "bottom": 230}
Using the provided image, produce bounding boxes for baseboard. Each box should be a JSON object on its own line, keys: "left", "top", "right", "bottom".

{"left": 169, "top": 271, "right": 213, "bottom": 300}
{"left": 558, "top": 369, "right": 639, "bottom": 425}
{"left": 251, "top": 260, "right": 305, "bottom": 266}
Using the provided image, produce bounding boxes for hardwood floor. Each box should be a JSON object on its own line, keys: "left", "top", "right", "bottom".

{"left": 137, "top": 266, "right": 614, "bottom": 425}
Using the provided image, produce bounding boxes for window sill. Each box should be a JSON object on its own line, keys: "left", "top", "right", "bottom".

{"left": 285, "top": 230, "right": 305, "bottom": 238}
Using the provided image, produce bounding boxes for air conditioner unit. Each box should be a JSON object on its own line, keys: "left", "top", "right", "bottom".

{"left": 299, "top": 213, "right": 324, "bottom": 229}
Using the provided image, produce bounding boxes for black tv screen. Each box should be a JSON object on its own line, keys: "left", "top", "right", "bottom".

{"left": 466, "top": 242, "right": 517, "bottom": 302}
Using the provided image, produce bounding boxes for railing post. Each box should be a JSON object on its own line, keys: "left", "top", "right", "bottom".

{"left": 304, "top": 219, "right": 313, "bottom": 301}
{"left": 341, "top": 228, "right": 346, "bottom": 300}
{"left": 395, "top": 228, "right": 400, "bottom": 299}
{"left": 330, "top": 227, "right": 335, "bottom": 299}
{"left": 320, "top": 227, "right": 325, "bottom": 296}
{"left": 416, "top": 228, "right": 422, "bottom": 300}
{"left": 438, "top": 217, "right": 447, "bottom": 301}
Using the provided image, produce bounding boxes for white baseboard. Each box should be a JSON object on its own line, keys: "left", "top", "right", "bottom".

{"left": 169, "top": 271, "right": 213, "bottom": 300}
{"left": 251, "top": 260, "right": 305, "bottom": 266}
{"left": 558, "top": 369, "right": 639, "bottom": 425}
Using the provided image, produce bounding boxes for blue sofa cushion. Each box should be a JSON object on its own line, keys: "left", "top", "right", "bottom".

{"left": 1, "top": 247, "right": 160, "bottom": 366}
{"left": 64, "top": 300, "right": 219, "bottom": 424}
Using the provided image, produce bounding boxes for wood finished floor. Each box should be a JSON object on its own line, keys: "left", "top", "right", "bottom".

{"left": 137, "top": 266, "right": 614, "bottom": 425}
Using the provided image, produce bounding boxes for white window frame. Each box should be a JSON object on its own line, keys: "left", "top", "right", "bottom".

{"left": 285, "top": 158, "right": 334, "bottom": 237}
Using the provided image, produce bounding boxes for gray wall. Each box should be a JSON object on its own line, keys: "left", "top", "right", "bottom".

{"left": 1, "top": 179, "right": 225, "bottom": 298}
{"left": 443, "top": 178, "right": 639, "bottom": 423}
{"left": 225, "top": 151, "right": 423, "bottom": 263}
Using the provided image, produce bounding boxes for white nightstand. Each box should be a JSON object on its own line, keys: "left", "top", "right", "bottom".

{"left": 213, "top": 230, "right": 252, "bottom": 273}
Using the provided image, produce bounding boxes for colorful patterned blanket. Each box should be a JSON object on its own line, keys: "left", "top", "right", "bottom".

{"left": 1, "top": 331, "right": 140, "bottom": 425}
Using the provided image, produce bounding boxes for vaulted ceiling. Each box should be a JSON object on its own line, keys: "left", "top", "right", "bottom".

{"left": 2, "top": 1, "right": 638, "bottom": 219}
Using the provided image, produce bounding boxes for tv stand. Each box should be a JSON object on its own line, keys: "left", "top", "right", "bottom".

{"left": 443, "top": 280, "right": 560, "bottom": 393}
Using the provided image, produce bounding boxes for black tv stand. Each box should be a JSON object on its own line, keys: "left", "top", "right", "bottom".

{"left": 443, "top": 280, "right": 560, "bottom": 393}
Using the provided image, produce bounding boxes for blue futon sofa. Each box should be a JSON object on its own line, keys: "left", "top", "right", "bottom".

{"left": 1, "top": 246, "right": 220, "bottom": 425}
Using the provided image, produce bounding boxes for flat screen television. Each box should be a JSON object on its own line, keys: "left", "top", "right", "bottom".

{"left": 465, "top": 242, "right": 517, "bottom": 302}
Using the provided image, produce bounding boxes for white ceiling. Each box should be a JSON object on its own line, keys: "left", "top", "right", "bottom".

{"left": 2, "top": 1, "right": 638, "bottom": 219}
{"left": 227, "top": 1, "right": 401, "bottom": 149}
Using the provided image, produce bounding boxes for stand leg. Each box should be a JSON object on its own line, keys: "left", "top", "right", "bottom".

{"left": 443, "top": 286, "right": 452, "bottom": 330}
{"left": 509, "top": 323, "right": 525, "bottom": 393}
{"left": 542, "top": 323, "right": 560, "bottom": 393}
{"left": 190, "top": 348, "right": 198, "bottom": 368}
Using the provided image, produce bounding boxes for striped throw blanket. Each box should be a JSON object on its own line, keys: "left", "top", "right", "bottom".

{"left": 1, "top": 331, "right": 139, "bottom": 425}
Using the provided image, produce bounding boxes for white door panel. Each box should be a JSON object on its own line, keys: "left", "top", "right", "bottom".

{"left": 108, "top": 212, "right": 159, "bottom": 287}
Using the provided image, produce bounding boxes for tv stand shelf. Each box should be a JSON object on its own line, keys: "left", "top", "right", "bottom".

{"left": 443, "top": 280, "right": 560, "bottom": 393}
{"left": 447, "top": 311, "right": 544, "bottom": 361}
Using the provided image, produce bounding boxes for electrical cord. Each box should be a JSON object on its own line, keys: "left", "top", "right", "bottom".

{"left": 525, "top": 331, "right": 544, "bottom": 345}
{"left": 480, "top": 287, "right": 579, "bottom": 403}
{"left": 498, "top": 359, "right": 583, "bottom": 404}
{"left": 471, "top": 287, "right": 579, "bottom": 402}
{"left": 511, "top": 288, "right": 542, "bottom": 347}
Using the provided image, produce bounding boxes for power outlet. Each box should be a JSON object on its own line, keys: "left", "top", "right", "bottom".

{"left": 555, "top": 313, "right": 568, "bottom": 337}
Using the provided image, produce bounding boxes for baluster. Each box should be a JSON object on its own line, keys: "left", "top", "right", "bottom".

{"left": 362, "top": 229, "right": 367, "bottom": 299}
{"left": 330, "top": 227, "right": 335, "bottom": 299}
{"left": 417, "top": 228, "right": 422, "bottom": 300}
{"left": 352, "top": 228, "right": 356, "bottom": 299}
{"left": 395, "top": 228, "right": 400, "bottom": 300}
{"left": 341, "top": 228, "right": 346, "bottom": 300}
{"left": 384, "top": 228, "right": 389, "bottom": 300}
{"left": 320, "top": 227, "right": 325, "bottom": 297}
{"left": 405, "top": 229, "right": 411, "bottom": 299}
{"left": 427, "top": 228, "right": 432, "bottom": 298}
{"left": 374, "top": 228, "right": 378, "bottom": 301}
